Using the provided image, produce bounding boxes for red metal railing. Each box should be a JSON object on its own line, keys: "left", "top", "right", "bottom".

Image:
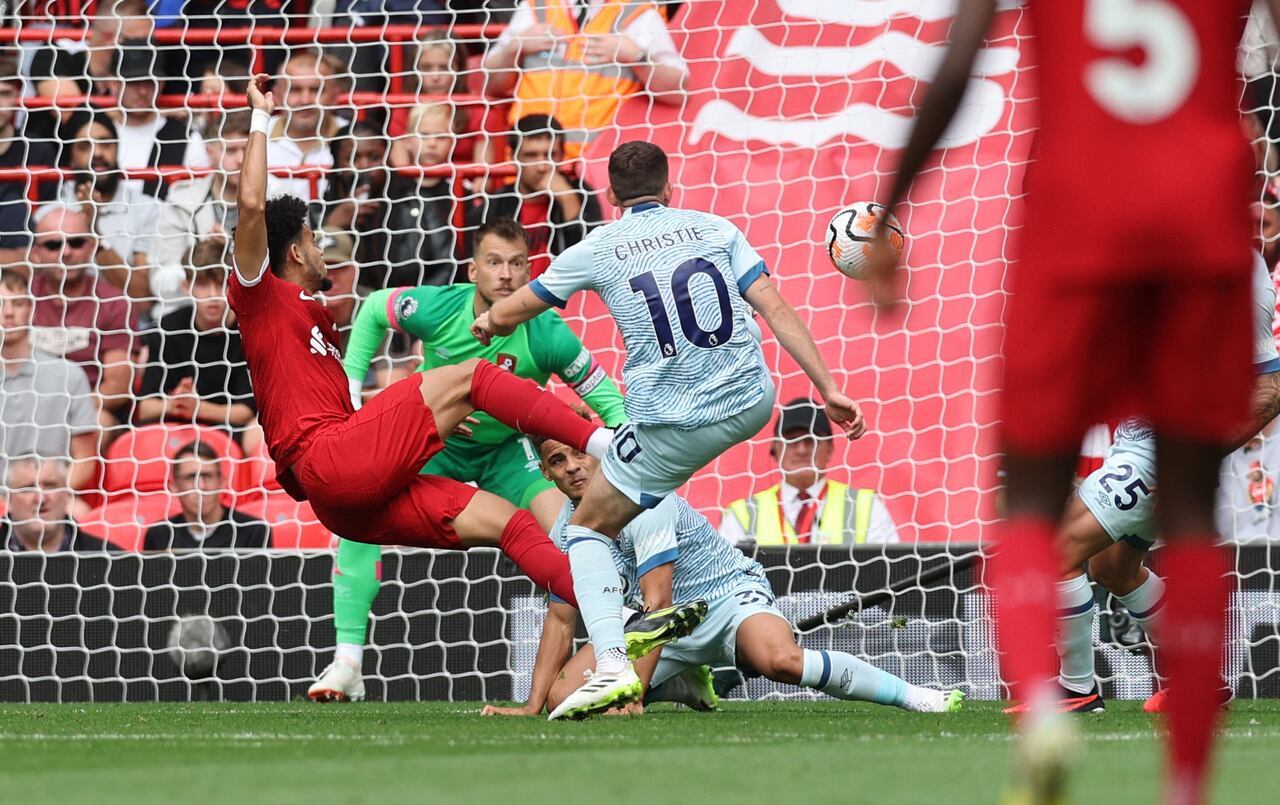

{"left": 2, "top": 162, "right": 518, "bottom": 234}
{"left": 0, "top": 24, "right": 506, "bottom": 93}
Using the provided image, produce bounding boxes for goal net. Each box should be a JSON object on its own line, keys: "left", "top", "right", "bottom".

{"left": 2, "top": 1, "right": 1278, "bottom": 703}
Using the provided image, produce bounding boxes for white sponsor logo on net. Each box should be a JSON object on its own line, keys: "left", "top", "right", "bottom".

{"left": 689, "top": 0, "right": 1021, "bottom": 149}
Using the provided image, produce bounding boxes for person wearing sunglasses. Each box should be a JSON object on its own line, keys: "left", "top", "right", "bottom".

{"left": 28, "top": 204, "right": 139, "bottom": 432}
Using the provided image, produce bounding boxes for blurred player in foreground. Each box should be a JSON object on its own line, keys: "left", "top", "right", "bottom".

{"left": 473, "top": 141, "right": 866, "bottom": 719}
{"left": 481, "top": 428, "right": 965, "bottom": 718}
{"left": 309, "top": 218, "right": 628, "bottom": 702}
{"left": 869, "top": 2, "right": 1280, "bottom": 803}
{"left": 231, "top": 75, "right": 701, "bottom": 653}
{"left": 1026, "top": 249, "right": 1280, "bottom": 716}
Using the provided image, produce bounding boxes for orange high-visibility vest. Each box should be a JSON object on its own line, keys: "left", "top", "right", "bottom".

{"left": 512, "top": 0, "right": 657, "bottom": 156}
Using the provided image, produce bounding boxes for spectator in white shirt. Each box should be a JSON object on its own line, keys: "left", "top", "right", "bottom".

{"left": 720, "top": 399, "right": 900, "bottom": 547}
{"left": 266, "top": 47, "right": 346, "bottom": 203}
{"left": 103, "top": 43, "right": 193, "bottom": 199}
{"left": 56, "top": 112, "right": 160, "bottom": 307}
{"left": 151, "top": 110, "right": 250, "bottom": 313}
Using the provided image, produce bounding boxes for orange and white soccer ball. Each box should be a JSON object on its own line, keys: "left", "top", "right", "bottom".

{"left": 826, "top": 202, "right": 904, "bottom": 280}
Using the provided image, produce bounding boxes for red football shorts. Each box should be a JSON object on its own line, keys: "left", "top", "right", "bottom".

{"left": 1002, "top": 269, "right": 1253, "bottom": 455}
{"left": 290, "top": 373, "right": 476, "bottom": 548}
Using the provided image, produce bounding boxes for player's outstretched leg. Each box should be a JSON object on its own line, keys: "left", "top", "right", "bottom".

{"left": 1006, "top": 572, "right": 1105, "bottom": 716}
{"left": 734, "top": 612, "right": 963, "bottom": 713}
{"left": 451, "top": 495, "right": 580, "bottom": 608}
{"left": 309, "top": 537, "right": 380, "bottom": 702}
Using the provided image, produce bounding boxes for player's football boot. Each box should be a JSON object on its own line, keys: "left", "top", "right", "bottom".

{"left": 547, "top": 663, "right": 644, "bottom": 721}
{"left": 1001, "top": 709, "right": 1077, "bottom": 805}
{"left": 642, "top": 664, "right": 720, "bottom": 711}
{"left": 941, "top": 689, "right": 966, "bottom": 713}
{"left": 1142, "top": 685, "right": 1233, "bottom": 714}
{"left": 1003, "top": 682, "right": 1105, "bottom": 715}
{"left": 623, "top": 599, "right": 709, "bottom": 660}
{"left": 308, "top": 659, "right": 366, "bottom": 702}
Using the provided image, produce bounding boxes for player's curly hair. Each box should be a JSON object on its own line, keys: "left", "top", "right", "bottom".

{"left": 264, "top": 195, "right": 310, "bottom": 276}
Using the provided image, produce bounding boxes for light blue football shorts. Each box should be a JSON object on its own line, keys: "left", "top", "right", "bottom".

{"left": 1077, "top": 435, "right": 1158, "bottom": 552}
{"left": 601, "top": 381, "right": 776, "bottom": 508}
{"left": 643, "top": 581, "right": 790, "bottom": 689}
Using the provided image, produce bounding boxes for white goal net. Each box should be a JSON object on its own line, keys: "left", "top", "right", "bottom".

{"left": 1, "top": 1, "right": 1279, "bottom": 703}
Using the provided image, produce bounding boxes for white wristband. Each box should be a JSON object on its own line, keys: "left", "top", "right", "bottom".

{"left": 250, "top": 109, "right": 271, "bottom": 135}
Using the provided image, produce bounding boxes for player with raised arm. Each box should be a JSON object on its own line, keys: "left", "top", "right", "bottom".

{"left": 480, "top": 429, "right": 965, "bottom": 719}
{"left": 1013, "top": 249, "right": 1280, "bottom": 716}
{"left": 230, "top": 75, "right": 703, "bottom": 663}
{"left": 472, "top": 141, "right": 867, "bottom": 720}
{"left": 868, "top": 2, "right": 1280, "bottom": 803}
{"left": 308, "top": 218, "right": 629, "bottom": 702}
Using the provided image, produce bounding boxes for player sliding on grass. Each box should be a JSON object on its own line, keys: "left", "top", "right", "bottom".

{"left": 1015, "top": 249, "right": 1280, "bottom": 716}
{"left": 480, "top": 428, "right": 964, "bottom": 719}
{"left": 308, "top": 218, "right": 628, "bottom": 702}
{"left": 472, "top": 141, "right": 867, "bottom": 719}
{"left": 231, "top": 75, "right": 704, "bottom": 663}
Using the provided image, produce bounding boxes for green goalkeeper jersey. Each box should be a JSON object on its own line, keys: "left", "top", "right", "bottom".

{"left": 344, "top": 284, "right": 627, "bottom": 445}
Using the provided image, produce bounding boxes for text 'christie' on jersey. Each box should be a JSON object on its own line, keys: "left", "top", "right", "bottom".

{"left": 530, "top": 203, "right": 771, "bottom": 429}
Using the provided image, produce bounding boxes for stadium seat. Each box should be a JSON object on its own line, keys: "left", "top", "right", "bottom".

{"left": 232, "top": 437, "right": 283, "bottom": 504}
{"left": 102, "top": 424, "right": 243, "bottom": 496}
{"left": 239, "top": 492, "right": 333, "bottom": 551}
{"left": 80, "top": 493, "right": 181, "bottom": 553}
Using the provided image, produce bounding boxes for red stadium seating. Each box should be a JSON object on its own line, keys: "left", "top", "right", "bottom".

{"left": 239, "top": 493, "right": 333, "bottom": 551}
{"left": 103, "top": 424, "right": 244, "bottom": 496}
{"left": 80, "top": 492, "right": 181, "bottom": 552}
{"left": 232, "top": 438, "right": 282, "bottom": 505}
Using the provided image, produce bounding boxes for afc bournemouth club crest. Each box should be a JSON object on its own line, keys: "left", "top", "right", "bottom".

{"left": 496, "top": 353, "right": 519, "bottom": 373}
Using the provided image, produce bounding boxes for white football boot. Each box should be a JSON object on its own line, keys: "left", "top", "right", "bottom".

{"left": 308, "top": 658, "right": 366, "bottom": 702}
{"left": 546, "top": 664, "right": 643, "bottom": 721}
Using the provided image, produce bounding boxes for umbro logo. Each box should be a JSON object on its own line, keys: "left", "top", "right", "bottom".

{"left": 308, "top": 325, "right": 341, "bottom": 361}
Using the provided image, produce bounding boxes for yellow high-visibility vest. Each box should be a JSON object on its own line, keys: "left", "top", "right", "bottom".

{"left": 512, "top": 0, "right": 655, "bottom": 157}
{"left": 726, "top": 482, "right": 877, "bottom": 545}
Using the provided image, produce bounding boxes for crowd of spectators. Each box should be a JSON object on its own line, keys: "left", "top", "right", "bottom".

{"left": 0, "top": 0, "right": 694, "bottom": 552}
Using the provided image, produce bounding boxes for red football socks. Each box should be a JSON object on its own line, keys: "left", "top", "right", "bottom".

{"left": 470, "top": 359, "right": 596, "bottom": 453}
{"left": 991, "top": 517, "right": 1060, "bottom": 705}
{"left": 499, "top": 509, "right": 578, "bottom": 608}
{"left": 1160, "top": 539, "right": 1231, "bottom": 805}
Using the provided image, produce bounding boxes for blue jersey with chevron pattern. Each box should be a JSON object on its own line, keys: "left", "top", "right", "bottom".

{"left": 550, "top": 495, "right": 772, "bottom": 608}
{"left": 530, "top": 202, "right": 771, "bottom": 428}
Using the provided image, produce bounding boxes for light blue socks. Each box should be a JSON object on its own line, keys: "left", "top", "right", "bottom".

{"left": 565, "top": 525, "right": 628, "bottom": 673}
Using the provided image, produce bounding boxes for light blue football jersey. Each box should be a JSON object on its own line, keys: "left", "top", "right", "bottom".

{"left": 530, "top": 203, "right": 771, "bottom": 429}
{"left": 549, "top": 495, "right": 770, "bottom": 608}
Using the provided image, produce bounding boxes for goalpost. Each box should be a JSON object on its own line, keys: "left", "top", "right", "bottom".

{"left": 2, "top": 1, "right": 1278, "bottom": 703}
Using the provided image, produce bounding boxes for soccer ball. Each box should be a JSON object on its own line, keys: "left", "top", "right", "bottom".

{"left": 825, "top": 202, "right": 904, "bottom": 281}
{"left": 168, "top": 614, "right": 229, "bottom": 679}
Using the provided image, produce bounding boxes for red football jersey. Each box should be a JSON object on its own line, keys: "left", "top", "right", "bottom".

{"left": 228, "top": 258, "right": 353, "bottom": 484}
{"left": 1021, "top": 0, "right": 1254, "bottom": 279}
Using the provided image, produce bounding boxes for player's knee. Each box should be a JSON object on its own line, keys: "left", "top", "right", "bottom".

{"left": 1088, "top": 553, "right": 1139, "bottom": 594}
{"left": 759, "top": 644, "right": 804, "bottom": 684}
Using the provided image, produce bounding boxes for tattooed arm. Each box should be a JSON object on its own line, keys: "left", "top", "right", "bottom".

{"left": 1226, "top": 371, "right": 1280, "bottom": 454}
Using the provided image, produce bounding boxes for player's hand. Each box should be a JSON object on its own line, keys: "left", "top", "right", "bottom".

{"left": 246, "top": 73, "right": 275, "bottom": 117}
{"left": 480, "top": 703, "right": 540, "bottom": 717}
{"left": 582, "top": 33, "right": 644, "bottom": 65}
{"left": 864, "top": 223, "right": 903, "bottom": 313}
{"left": 471, "top": 311, "right": 495, "bottom": 346}
{"left": 603, "top": 701, "right": 644, "bottom": 716}
{"left": 452, "top": 416, "right": 480, "bottom": 438}
{"left": 824, "top": 391, "right": 867, "bottom": 440}
{"left": 515, "top": 22, "right": 559, "bottom": 60}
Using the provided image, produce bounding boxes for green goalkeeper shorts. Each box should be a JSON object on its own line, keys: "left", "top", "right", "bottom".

{"left": 420, "top": 434, "right": 556, "bottom": 509}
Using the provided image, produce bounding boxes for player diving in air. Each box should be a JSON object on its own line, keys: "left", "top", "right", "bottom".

{"left": 309, "top": 217, "right": 629, "bottom": 702}
{"left": 473, "top": 141, "right": 867, "bottom": 719}
{"left": 869, "top": 1, "right": 1280, "bottom": 803}
{"left": 231, "top": 74, "right": 704, "bottom": 678}
{"left": 480, "top": 425, "right": 966, "bottom": 718}
{"left": 1021, "top": 249, "right": 1280, "bottom": 716}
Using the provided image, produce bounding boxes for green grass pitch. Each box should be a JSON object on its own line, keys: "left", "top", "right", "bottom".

{"left": 3, "top": 700, "right": 1279, "bottom": 804}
